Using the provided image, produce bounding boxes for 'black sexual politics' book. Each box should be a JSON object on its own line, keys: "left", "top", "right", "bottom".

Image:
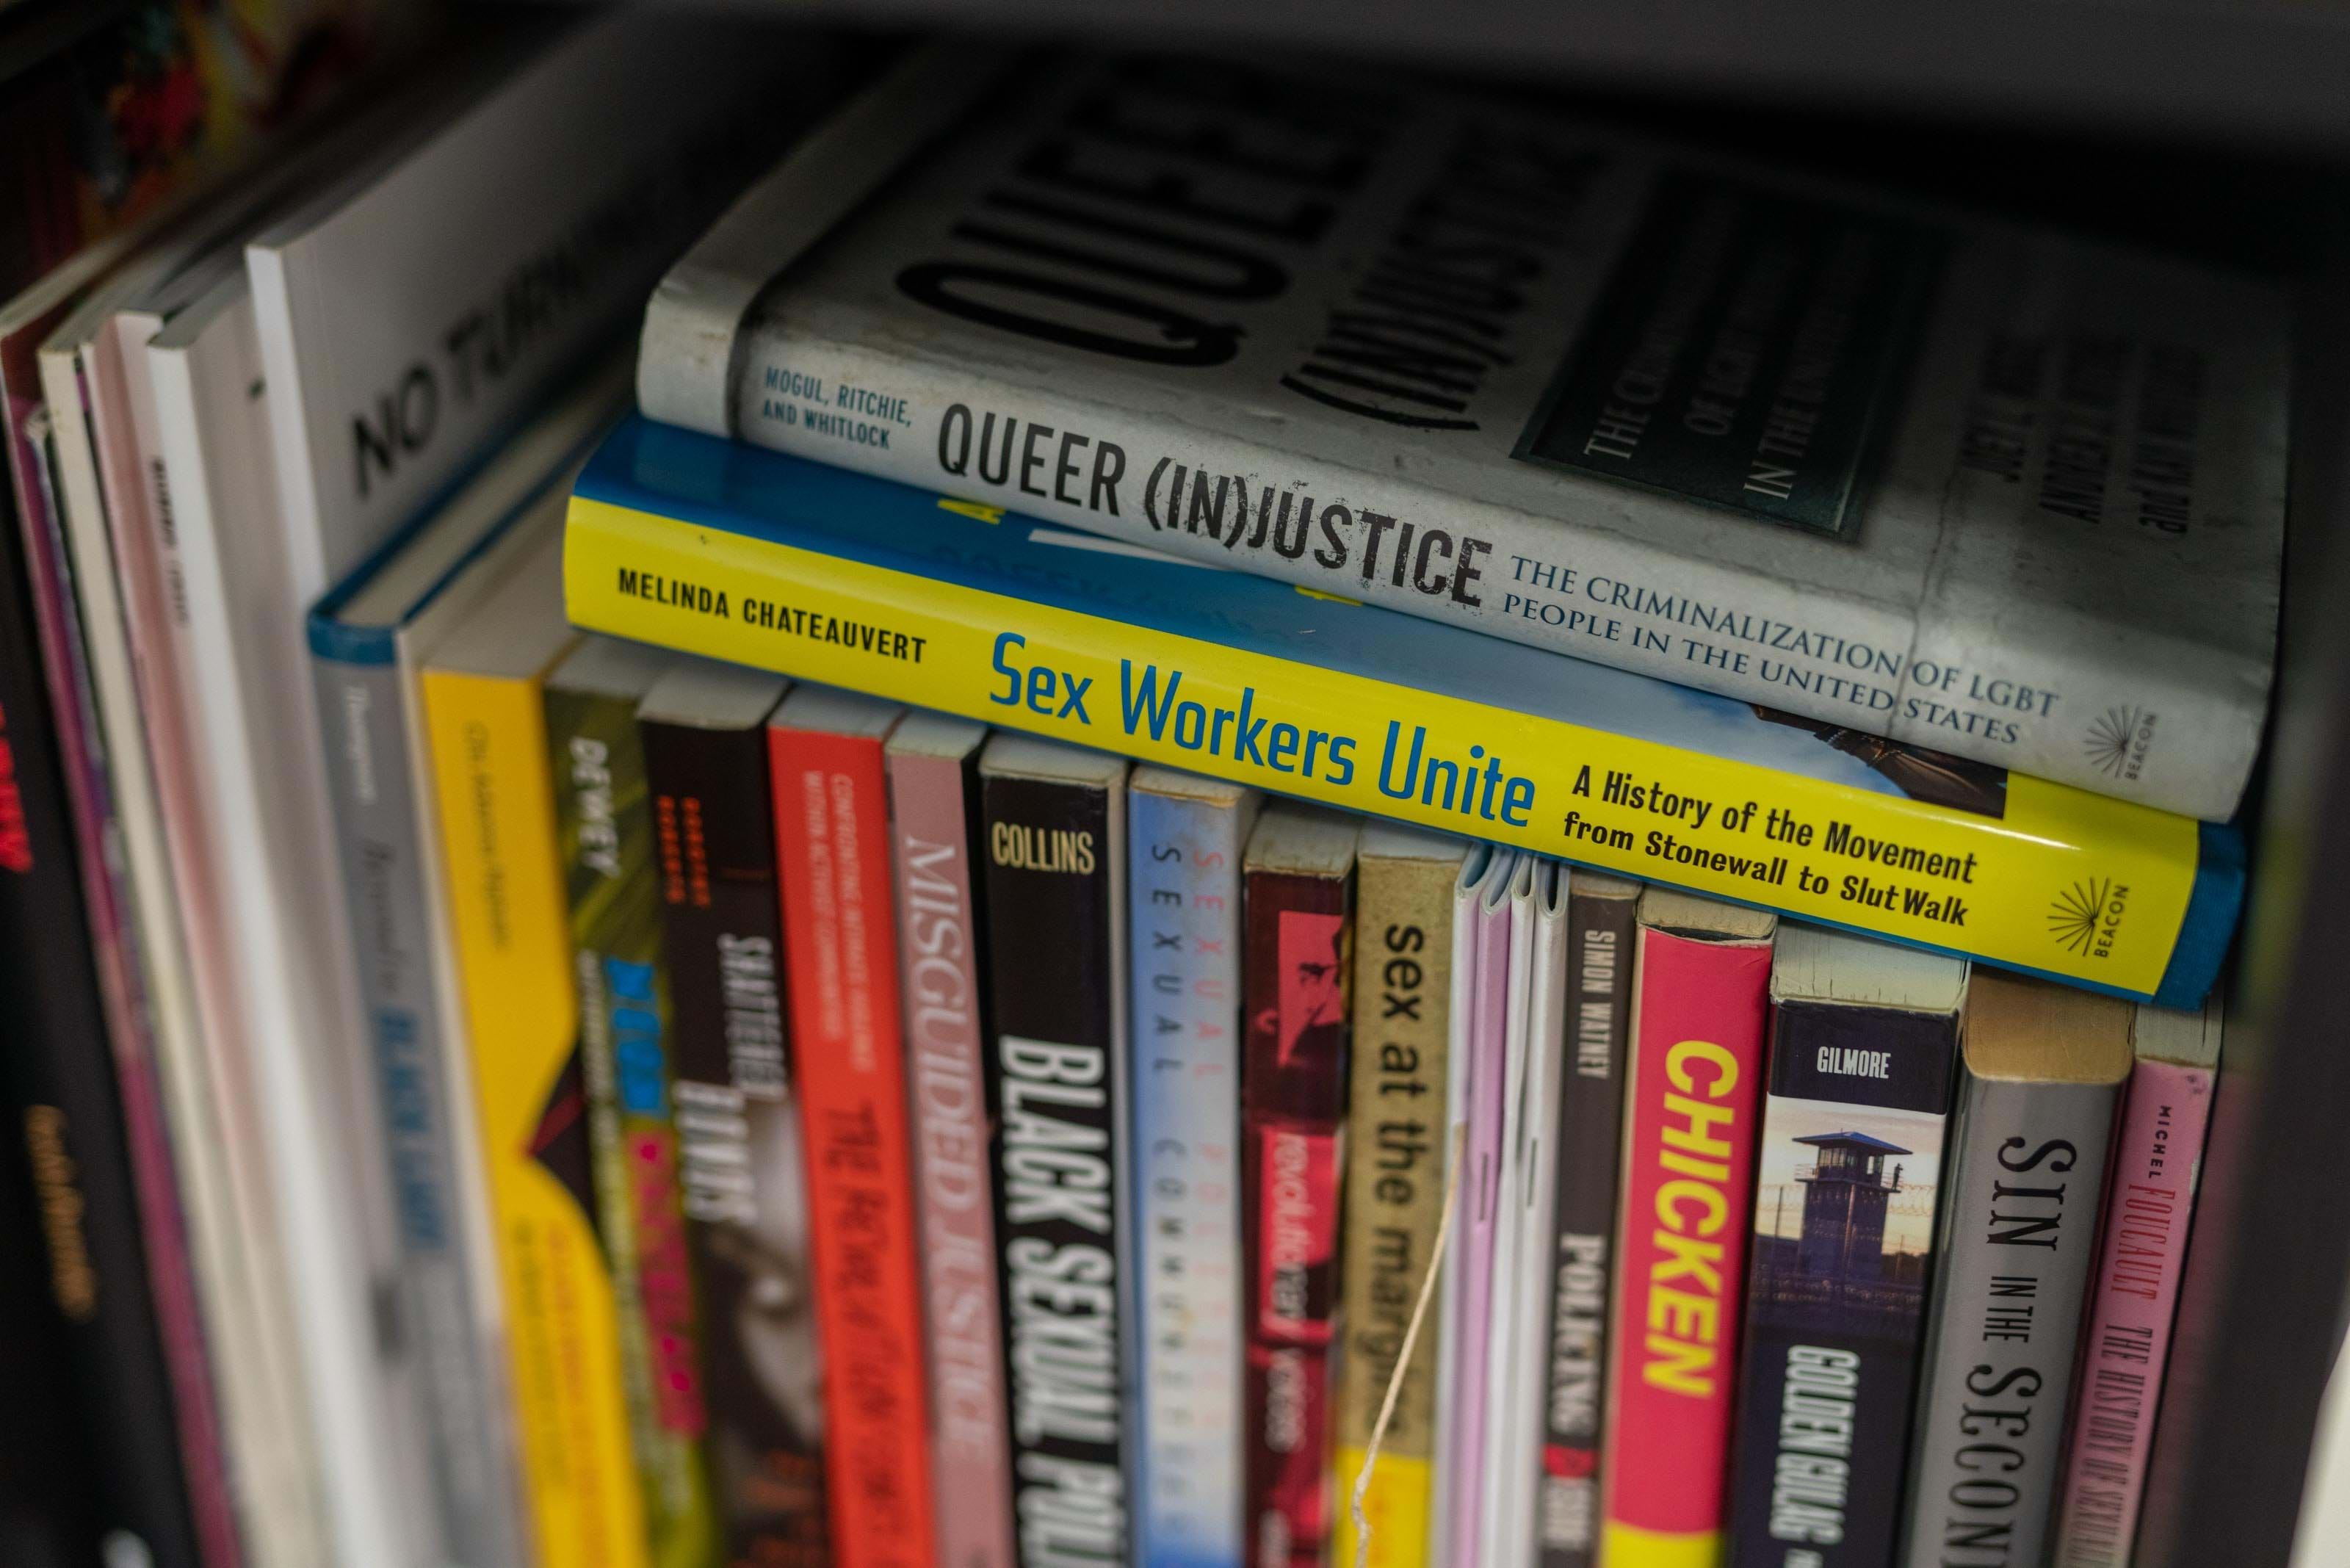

{"left": 1727, "top": 926, "right": 1965, "bottom": 1568}
{"left": 978, "top": 734, "right": 1132, "bottom": 1568}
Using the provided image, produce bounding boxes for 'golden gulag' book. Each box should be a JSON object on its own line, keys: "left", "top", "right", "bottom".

{"left": 637, "top": 48, "right": 2287, "bottom": 820}
{"left": 565, "top": 419, "right": 2241, "bottom": 1006}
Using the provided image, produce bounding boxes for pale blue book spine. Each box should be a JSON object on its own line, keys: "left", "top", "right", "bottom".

{"left": 310, "top": 632, "right": 524, "bottom": 1568}
{"left": 1129, "top": 779, "right": 1254, "bottom": 1568}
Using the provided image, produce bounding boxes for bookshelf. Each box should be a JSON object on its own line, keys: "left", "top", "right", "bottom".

{"left": 740, "top": 8, "right": 2350, "bottom": 1560}
{"left": 12, "top": 2, "right": 2346, "bottom": 1561}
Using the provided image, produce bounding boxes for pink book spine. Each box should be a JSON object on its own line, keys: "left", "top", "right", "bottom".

{"left": 889, "top": 743, "right": 1016, "bottom": 1568}
{"left": 2051, "top": 1058, "right": 2214, "bottom": 1568}
{"left": 1598, "top": 917, "right": 1772, "bottom": 1561}
{"left": 1444, "top": 856, "right": 1518, "bottom": 1568}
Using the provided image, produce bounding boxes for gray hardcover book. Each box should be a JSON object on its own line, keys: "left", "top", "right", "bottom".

{"left": 1898, "top": 971, "right": 2132, "bottom": 1568}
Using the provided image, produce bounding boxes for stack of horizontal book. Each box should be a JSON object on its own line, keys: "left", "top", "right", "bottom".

{"left": 0, "top": 19, "right": 2278, "bottom": 1568}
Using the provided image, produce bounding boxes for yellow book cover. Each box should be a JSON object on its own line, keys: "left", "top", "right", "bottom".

{"left": 563, "top": 421, "right": 2238, "bottom": 1010}
{"left": 424, "top": 571, "right": 648, "bottom": 1568}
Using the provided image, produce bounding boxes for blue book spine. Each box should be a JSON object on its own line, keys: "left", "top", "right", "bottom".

{"left": 1129, "top": 774, "right": 1257, "bottom": 1568}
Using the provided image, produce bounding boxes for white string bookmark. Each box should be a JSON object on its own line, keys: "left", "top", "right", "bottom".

{"left": 1348, "top": 1124, "right": 1464, "bottom": 1568}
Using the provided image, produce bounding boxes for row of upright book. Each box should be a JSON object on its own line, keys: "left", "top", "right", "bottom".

{"left": 0, "top": 8, "right": 2282, "bottom": 1568}
{"left": 358, "top": 472, "right": 2235, "bottom": 1568}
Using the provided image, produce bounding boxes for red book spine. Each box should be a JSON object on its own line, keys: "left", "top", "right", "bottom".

{"left": 1599, "top": 918, "right": 1774, "bottom": 1567}
{"left": 1242, "top": 859, "right": 1354, "bottom": 1568}
{"left": 772, "top": 724, "right": 936, "bottom": 1568}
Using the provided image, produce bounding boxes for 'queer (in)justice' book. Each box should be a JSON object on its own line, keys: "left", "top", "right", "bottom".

{"left": 642, "top": 49, "right": 2286, "bottom": 819}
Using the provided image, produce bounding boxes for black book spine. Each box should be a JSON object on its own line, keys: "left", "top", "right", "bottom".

{"left": 0, "top": 505, "right": 201, "bottom": 1567}
{"left": 0, "top": 1088, "right": 101, "bottom": 1568}
{"left": 641, "top": 713, "right": 830, "bottom": 1565}
{"left": 980, "top": 769, "right": 1129, "bottom": 1568}
{"left": 1727, "top": 997, "right": 1959, "bottom": 1568}
{"left": 1536, "top": 884, "right": 1636, "bottom": 1568}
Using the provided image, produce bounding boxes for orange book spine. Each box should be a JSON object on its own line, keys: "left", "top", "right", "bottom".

{"left": 770, "top": 720, "right": 936, "bottom": 1568}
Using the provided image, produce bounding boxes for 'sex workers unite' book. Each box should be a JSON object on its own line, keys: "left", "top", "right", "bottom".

{"left": 565, "top": 418, "right": 2239, "bottom": 1006}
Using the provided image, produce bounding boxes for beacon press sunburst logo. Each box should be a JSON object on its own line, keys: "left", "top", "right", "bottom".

{"left": 2083, "top": 706, "right": 2149, "bottom": 778}
{"left": 2047, "top": 878, "right": 2111, "bottom": 955}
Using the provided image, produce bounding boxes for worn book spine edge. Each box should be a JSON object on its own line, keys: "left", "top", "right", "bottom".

{"left": 1331, "top": 853, "right": 1453, "bottom": 1568}
{"left": 311, "top": 638, "right": 531, "bottom": 1568}
{"left": 2049, "top": 1058, "right": 2215, "bottom": 1568}
{"left": 422, "top": 662, "right": 650, "bottom": 1568}
{"left": 1898, "top": 1075, "right": 2123, "bottom": 1568}
{"left": 1128, "top": 785, "right": 1248, "bottom": 1568}
{"left": 890, "top": 743, "right": 1016, "bottom": 1568}
{"left": 772, "top": 722, "right": 938, "bottom": 1567}
{"left": 691, "top": 324, "right": 2257, "bottom": 818}
{"left": 564, "top": 487, "right": 2237, "bottom": 1008}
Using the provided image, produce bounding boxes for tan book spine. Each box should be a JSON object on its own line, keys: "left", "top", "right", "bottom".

{"left": 1331, "top": 843, "right": 1459, "bottom": 1568}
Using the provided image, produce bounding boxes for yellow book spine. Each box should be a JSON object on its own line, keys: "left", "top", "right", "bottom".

{"left": 1332, "top": 1448, "right": 1435, "bottom": 1568}
{"left": 565, "top": 494, "right": 2204, "bottom": 1000}
{"left": 1601, "top": 1521, "right": 1723, "bottom": 1568}
{"left": 424, "top": 662, "right": 649, "bottom": 1568}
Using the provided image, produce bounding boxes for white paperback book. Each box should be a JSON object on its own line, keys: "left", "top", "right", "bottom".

{"left": 1428, "top": 844, "right": 1503, "bottom": 1566}
{"left": 144, "top": 275, "right": 380, "bottom": 1566}
{"left": 1492, "top": 861, "right": 1570, "bottom": 1568}
{"left": 639, "top": 53, "right": 2290, "bottom": 819}
{"left": 248, "top": 6, "right": 858, "bottom": 593}
{"left": 1476, "top": 853, "right": 1539, "bottom": 1568}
